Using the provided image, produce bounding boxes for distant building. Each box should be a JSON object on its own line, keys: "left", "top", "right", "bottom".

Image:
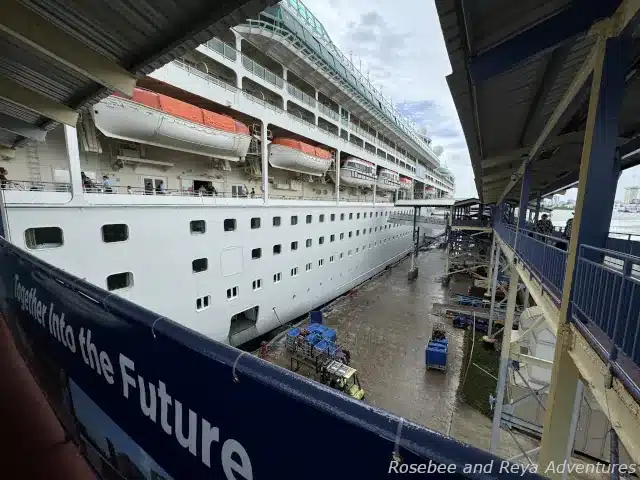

{"left": 624, "top": 187, "right": 639, "bottom": 204}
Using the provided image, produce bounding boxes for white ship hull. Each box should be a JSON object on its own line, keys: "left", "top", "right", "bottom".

{"left": 268, "top": 143, "right": 332, "bottom": 176}
{"left": 92, "top": 97, "right": 252, "bottom": 161}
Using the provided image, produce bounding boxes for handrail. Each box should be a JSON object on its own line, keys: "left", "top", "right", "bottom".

{"left": 204, "top": 37, "right": 237, "bottom": 61}
{"left": 241, "top": 54, "right": 284, "bottom": 88}
{"left": 1, "top": 180, "right": 70, "bottom": 192}
{"left": 286, "top": 82, "right": 316, "bottom": 108}
{"left": 172, "top": 60, "right": 237, "bottom": 93}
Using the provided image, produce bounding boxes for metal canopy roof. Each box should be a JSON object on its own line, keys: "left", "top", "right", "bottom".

{"left": 0, "top": 0, "right": 278, "bottom": 152}
{"left": 435, "top": 0, "right": 640, "bottom": 203}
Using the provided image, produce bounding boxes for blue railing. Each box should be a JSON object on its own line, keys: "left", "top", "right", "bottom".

{"left": 573, "top": 245, "right": 640, "bottom": 366}
{"left": 494, "top": 220, "right": 640, "bottom": 403}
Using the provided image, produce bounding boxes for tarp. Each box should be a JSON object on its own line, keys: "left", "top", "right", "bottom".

{"left": 0, "top": 236, "right": 541, "bottom": 479}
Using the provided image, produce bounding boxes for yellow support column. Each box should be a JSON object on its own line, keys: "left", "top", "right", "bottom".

{"left": 538, "top": 25, "right": 611, "bottom": 476}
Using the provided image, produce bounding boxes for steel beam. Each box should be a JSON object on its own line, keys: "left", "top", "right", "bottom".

{"left": 0, "top": 113, "right": 47, "bottom": 142}
{"left": 539, "top": 29, "right": 631, "bottom": 475}
{"left": 518, "top": 162, "right": 532, "bottom": 230}
{"left": 0, "top": 76, "right": 78, "bottom": 127}
{"left": 0, "top": 0, "right": 136, "bottom": 95}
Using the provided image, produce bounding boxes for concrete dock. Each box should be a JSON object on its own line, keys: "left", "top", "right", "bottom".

{"left": 258, "top": 250, "right": 607, "bottom": 478}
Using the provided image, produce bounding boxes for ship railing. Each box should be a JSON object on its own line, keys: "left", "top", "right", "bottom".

{"left": 286, "top": 111, "right": 317, "bottom": 129}
{"left": 286, "top": 82, "right": 316, "bottom": 108}
{"left": 172, "top": 60, "right": 238, "bottom": 93}
{"left": 317, "top": 102, "right": 339, "bottom": 121}
{"left": 572, "top": 244, "right": 640, "bottom": 402}
{"left": 204, "top": 37, "right": 237, "bottom": 62}
{"left": 0, "top": 180, "right": 70, "bottom": 192}
{"left": 241, "top": 54, "right": 284, "bottom": 89}
{"left": 83, "top": 184, "right": 264, "bottom": 199}
{"left": 242, "top": 91, "right": 284, "bottom": 113}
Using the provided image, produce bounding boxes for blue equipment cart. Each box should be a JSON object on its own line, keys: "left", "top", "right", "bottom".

{"left": 425, "top": 322, "right": 448, "bottom": 371}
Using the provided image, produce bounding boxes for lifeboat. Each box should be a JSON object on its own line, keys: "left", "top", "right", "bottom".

{"left": 330, "top": 157, "right": 376, "bottom": 188}
{"left": 92, "top": 88, "right": 251, "bottom": 161}
{"left": 376, "top": 168, "right": 400, "bottom": 192}
{"left": 399, "top": 176, "right": 413, "bottom": 190}
{"left": 268, "top": 138, "right": 332, "bottom": 176}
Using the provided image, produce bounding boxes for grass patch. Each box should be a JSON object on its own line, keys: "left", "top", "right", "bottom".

{"left": 458, "top": 327, "right": 500, "bottom": 417}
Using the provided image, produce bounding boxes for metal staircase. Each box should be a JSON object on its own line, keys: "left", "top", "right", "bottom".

{"left": 26, "top": 142, "right": 42, "bottom": 190}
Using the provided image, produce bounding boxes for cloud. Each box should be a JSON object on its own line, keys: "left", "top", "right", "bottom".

{"left": 302, "top": 0, "right": 476, "bottom": 197}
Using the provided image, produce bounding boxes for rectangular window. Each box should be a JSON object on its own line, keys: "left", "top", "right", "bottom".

{"left": 356, "top": 247, "right": 359, "bottom": 254}
{"left": 330, "top": 256, "right": 334, "bottom": 263}
{"left": 102, "top": 224, "right": 128, "bottom": 243}
{"left": 251, "top": 217, "right": 261, "bottom": 229}
{"left": 356, "top": 230, "right": 360, "bottom": 236}
{"left": 363, "top": 229, "right": 367, "bottom": 236}
{"left": 291, "top": 241, "right": 298, "bottom": 251}
{"left": 370, "top": 212, "right": 373, "bottom": 218}
{"left": 107, "top": 272, "right": 133, "bottom": 291}
{"left": 369, "top": 228, "right": 372, "bottom": 233}
{"left": 252, "top": 279, "right": 262, "bottom": 291}
{"left": 318, "top": 259, "right": 324, "bottom": 267}
{"left": 273, "top": 272, "right": 282, "bottom": 283}
{"left": 349, "top": 231, "right": 352, "bottom": 238}
{"left": 196, "top": 295, "right": 211, "bottom": 312}
{"left": 192, "top": 258, "right": 208, "bottom": 273}
{"left": 330, "top": 234, "right": 335, "bottom": 242}
{"left": 340, "top": 213, "right": 345, "bottom": 221}
{"left": 224, "top": 219, "right": 236, "bottom": 231}
{"left": 319, "top": 214, "right": 325, "bottom": 222}
{"left": 226, "top": 286, "right": 238, "bottom": 300}
{"left": 306, "top": 263, "right": 312, "bottom": 271}
{"left": 25, "top": 227, "right": 64, "bottom": 249}
{"left": 319, "top": 236, "right": 325, "bottom": 245}
{"left": 273, "top": 216, "right": 281, "bottom": 227}
{"left": 376, "top": 212, "right": 379, "bottom": 217}
{"left": 340, "top": 233, "right": 344, "bottom": 240}
{"left": 306, "top": 214, "right": 312, "bottom": 224}
{"left": 291, "top": 267, "right": 298, "bottom": 277}
{"left": 190, "top": 220, "right": 206, "bottom": 234}
{"left": 340, "top": 253, "right": 344, "bottom": 260}
{"left": 252, "top": 248, "right": 262, "bottom": 259}
{"left": 348, "top": 250, "right": 352, "bottom": 257}
{"left": 349, "top": 213, "right": 353, "bottom": 220}
{"left": 331, "top": 214, "right": 335, "bottom": 221}
{"left": 290, "top": 215, "right": 298, "bottom": 226}
{"left": 357, "top": 213, "right": 360, "bottom": 219}
{"left": 273, "top": 244, "right": 282, "bottom": 255}
{"left": 306, "top": 238, "right": 312, "bottom": 248}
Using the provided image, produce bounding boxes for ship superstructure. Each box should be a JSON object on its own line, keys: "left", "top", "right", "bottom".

{"left": 0, "top": 0, "right": 454, "bottom": 346}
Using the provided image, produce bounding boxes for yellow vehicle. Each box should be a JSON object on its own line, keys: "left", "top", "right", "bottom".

{"left": 321, "top": 360, "right": 365, "bottom": 400}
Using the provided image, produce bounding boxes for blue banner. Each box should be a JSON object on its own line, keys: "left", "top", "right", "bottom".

{"left": 0, "top": 237, "right": 541, "bottom": 479}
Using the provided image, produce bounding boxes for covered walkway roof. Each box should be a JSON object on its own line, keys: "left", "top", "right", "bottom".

{"left": 0, "top": 0, "right": 277, "bottom": 151}
{"left": 435, "top": 0, "right": 640, "bottom": 203}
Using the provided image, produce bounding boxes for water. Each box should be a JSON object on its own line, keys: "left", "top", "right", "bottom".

{"left": 550, "top": 209, "right": 640, "bottom": 237}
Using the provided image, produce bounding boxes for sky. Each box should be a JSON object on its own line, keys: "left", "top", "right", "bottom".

{"left": 302, "top": 0, "right": 640, "bottom": 201}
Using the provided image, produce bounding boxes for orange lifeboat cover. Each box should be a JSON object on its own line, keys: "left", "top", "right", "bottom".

{"left": 125, "top": 88, "right": 249, "bottom": 135}
{"left": 272, "top": 138, "right": 331, "bottom": 159}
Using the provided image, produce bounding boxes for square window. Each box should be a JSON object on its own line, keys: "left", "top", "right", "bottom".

{"left": 306, "top": 214, "right": 312, "bottom": 224}
{"left": 291, "top": 267, "right": 299, "bottom": 277}
{"left": 226, "top": 286, "right": 238, "bottom": 300}
{"left": 273, "top": 244, "right": 282, "bottom": 255}
{"left": 224, "top": 219, "right": 236, "bottom": 231}
{"left": 330, "top": 234, "right": 335, "bottom": 242}
{"left": 25, "top": 227, "right": 64, "bottom": 249}
{"left": 306, "top": 238, "right": 312, "bottom": 248}
{"left": 252, "top": 248, "right": 262, "bottom": 259}
{"left": 196, "top": 295, "right": 211, "bottom": 311}
{"left": 273, "top": 272, "right": 282, "bottom": 283}
{"left": 319, "top": 214, "right": 325, "bottom": 222}
{"left": 107, "top": 272, "right": 133, "bottom": 291}
{"left": 190, "top": 220, "right": 206, "bottom": 234}
{"left": 251, "top": 217, "right": 261, "bottom": 229}
{"left": 331, "top": 214, "right": 335, "bottom": 221}
{"left": 102, "top": 224, "right": 128, "bottom": 243}
{"left": 319, "top": 236, "right": 324, "bottom": 245}
{"left": 291, "top": 241, "right": 298, "bottom": 251}
{"left": 291, "top": 215, "right": 298, "bottom": 225}
{"left": 252, "top": 279, "right": 262, "bottom": 291}
{"left": 192, "top": 258, "right": 208, "bottom": 273}
{"left": 273, "top": 216, "right": 281, "bottom": 227}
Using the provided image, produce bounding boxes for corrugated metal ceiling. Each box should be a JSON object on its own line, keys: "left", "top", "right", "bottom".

{"left": 0, "top": 0, "right": 279, "bottom": 148}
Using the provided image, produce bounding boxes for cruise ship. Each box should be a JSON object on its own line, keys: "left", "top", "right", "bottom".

{"left": 0, "top": 0, "right": 454, "bottom": 347}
